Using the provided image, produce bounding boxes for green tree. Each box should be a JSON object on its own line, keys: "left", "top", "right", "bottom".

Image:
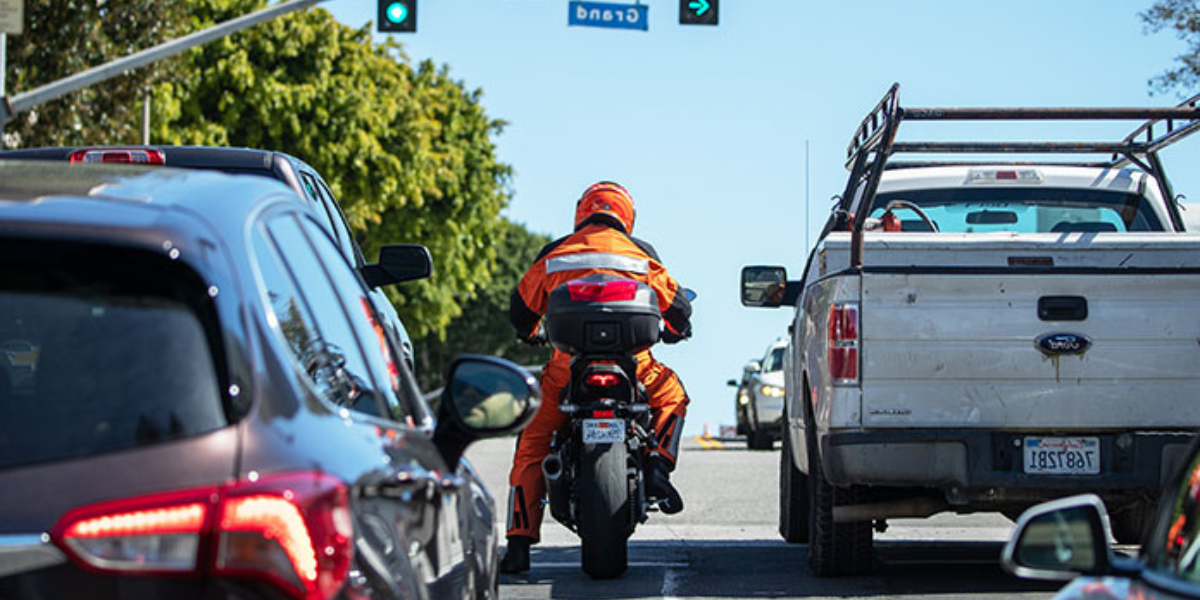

{"left": 3, "top": 0, "right": 187, "bottom": 147}
{"left": 414, "top": 219, "right": 552, "bottom": 390}
{"left": 1143, "top": 0, "right": 1200, "bottom": 93}
{"left": 152, "top": 0, "right": 512, "bottom": 337}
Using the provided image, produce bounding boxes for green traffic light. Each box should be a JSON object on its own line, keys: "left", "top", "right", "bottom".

{"left": 386, "top": 2, "right": 408, "bottom": 23}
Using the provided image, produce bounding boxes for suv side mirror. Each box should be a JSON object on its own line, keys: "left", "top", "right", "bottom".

{"left": 433, "top": 355, "right": 541, "bottom": 466}
{"left": 1002, "top": 494, "right": 1114, "bottom": 581}
{"left": 361, "top": 244, "right": 433, "bottom": 288}
{"left": 741, "top": 266, "right": 788, "bottom": 308}
{"left": 744, "top": 360, "right": 762, "bottom": 374}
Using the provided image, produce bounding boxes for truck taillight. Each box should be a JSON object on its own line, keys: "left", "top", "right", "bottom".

{"left": 828, "top": 303, "right": 859, "bottom": 384}
{"left": 52, "top": 472, "right": 351, "bottom": 600}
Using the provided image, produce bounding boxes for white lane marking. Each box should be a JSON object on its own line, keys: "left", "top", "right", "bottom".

{"left": 531, "top": 561, "right": 689, "bottom": 569}
{"left": 661, "top": 567, "right": 682, "bottom": 600}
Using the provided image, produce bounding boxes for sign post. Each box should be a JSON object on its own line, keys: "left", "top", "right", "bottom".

{"left": 568, "top": 1, "right": 648, "bottom": 32}
{"left": 0, "top": 0, "right": 24, "bottom": 102}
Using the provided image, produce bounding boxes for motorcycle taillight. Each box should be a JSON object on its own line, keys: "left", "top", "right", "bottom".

{"left": 585, "top": 372, "right": 621, "bottom": 387}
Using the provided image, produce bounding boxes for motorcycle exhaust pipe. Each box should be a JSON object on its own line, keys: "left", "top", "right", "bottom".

{"left": 542, "top": 452, "right": 563, "bottom": 481}
{"left": 541, "top": 452, "right": 571, "bottom": 523}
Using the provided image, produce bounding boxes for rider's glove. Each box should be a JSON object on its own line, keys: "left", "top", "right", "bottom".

{"left": 661, "top": 327, "right": 690, "bottom": 345}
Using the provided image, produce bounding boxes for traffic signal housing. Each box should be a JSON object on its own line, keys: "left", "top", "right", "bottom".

{"left": 679, "top": 0, "right": 718, "bottom": 25}
{"left": 378, "top": 0, "right": 416, "bottom": 33}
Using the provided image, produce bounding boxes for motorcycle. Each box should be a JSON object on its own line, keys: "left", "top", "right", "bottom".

{"left": 539, "top": 273, "right": 693, "bottom": 579}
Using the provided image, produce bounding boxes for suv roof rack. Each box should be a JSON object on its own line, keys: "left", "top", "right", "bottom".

{"left": 836, "top": 83, "right": 1200, "bottom": 264}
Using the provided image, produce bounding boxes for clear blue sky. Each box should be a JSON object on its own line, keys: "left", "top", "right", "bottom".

{"left": 327, "top": 0, "right": 1200, "bottom": 435}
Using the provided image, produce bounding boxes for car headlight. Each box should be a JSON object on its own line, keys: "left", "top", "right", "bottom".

{"left": 737, "top": 391, "right": 751, "bottom": 406}
{"left": 759, "top": 384, "right": 784, "bottom": 398}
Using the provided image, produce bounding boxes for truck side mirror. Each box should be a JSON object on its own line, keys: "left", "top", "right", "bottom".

{"left": 361, "top": 244, "right": 432, "bottom": 288}
{"left": 741, "top": 266, "right": 788, "bottom": 308}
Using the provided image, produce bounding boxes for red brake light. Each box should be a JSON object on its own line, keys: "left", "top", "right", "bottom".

{"left": 52, "top": 472, "right": 351, "bottom": 600}
{"left": 69, "top": 148, "right": 165, "bottom": 165}
{"left": 828, "top": 303, "right": 859, "bottom": 384}
{"left": 592, "top": 410, "right": 615, "bottom": 418}
{"left": 567, "top": 279, "right": 638, "bottom": 303}
{"left": 585, "top": 372, "right": 621, "bottom": 388}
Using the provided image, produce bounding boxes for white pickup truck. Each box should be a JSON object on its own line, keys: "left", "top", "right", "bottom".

{"left": 742, "top": 85, "right": 1200, "bottom": 576}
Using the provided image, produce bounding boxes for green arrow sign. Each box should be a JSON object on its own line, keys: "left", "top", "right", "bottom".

{"left": 679, "top": 0, "right": 717, "bottom": 25}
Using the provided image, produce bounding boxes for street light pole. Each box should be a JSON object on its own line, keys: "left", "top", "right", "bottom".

{"left": 0, "top": 0, "right": 326, "bottom": 128}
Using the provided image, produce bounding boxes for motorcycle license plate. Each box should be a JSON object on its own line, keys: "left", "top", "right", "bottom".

{"left": 582, "top": 419, "right": 625, "bottom": 444}
{"left": 1023, "top": 437, "right": 1100, "bottom": 475}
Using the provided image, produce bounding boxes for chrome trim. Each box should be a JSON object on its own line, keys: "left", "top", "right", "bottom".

{"left": 0, "top": 534, "right": 68, "bottom": 577}
{"left": 546, "top": 253, "right": 649, "bottom": 275}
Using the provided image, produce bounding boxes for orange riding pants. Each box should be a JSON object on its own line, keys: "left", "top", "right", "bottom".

{"left": 505, "top": 349, "right": 688, "bottom": 541}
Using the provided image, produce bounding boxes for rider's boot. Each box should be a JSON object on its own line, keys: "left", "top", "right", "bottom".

{"left": 499, "top": 535, "right": 533, "bottom": 574}
{"left": 645, "top": 455, "right": 684, "bottom": 514}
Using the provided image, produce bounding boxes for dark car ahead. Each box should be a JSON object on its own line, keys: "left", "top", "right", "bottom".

{"left": 0, "top": 145, "right": 425, "bottom": 369}
{"left": 0, "top": 161, "right": 538, "bottom": 600}
{"left": 1003, "top": 434, "right": 1200, "bottom": 600}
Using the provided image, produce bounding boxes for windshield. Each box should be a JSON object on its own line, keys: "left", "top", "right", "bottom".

{"left": 0, "top": 241, "right": 227, "bottom": 471}
{"left": 763, "top": 347, "right": 786, "bottom": 373}
{"left": 869, "top": 188, "right": 1165, "bottom": 233}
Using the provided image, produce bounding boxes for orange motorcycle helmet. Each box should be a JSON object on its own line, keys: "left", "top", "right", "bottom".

{"left": 574, "top": 181, "right": 636, "bottom": 234}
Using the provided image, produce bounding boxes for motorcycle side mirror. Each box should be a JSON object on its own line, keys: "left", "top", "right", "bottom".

{"left": 433, "top": 356, "right": 541, "bottom": 466}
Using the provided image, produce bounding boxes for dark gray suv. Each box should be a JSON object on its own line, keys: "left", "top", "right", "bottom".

{"left": 0, "top": 161, "right": 538, "bottom": 600}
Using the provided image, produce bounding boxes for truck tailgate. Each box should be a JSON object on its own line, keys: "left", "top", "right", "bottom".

{"left": 849, "top": 233, "right": 1200, "bottom": 430}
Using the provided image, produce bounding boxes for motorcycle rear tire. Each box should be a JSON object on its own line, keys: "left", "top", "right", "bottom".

{"left": 578, "top": 441, "right": 632, "bottom": 579}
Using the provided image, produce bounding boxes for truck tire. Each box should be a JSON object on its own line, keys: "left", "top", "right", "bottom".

{"left": 778, "top": 431, "right": 810, "bottom": 543}
{"left": 578, "top": 442, "right": 632, "bottom": 579}
{"left": 806, "top": 422, "right": 874, "bottom": 576}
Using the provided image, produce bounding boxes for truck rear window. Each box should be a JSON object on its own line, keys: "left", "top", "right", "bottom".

{"left": 0, "top": 241, "right": 227, "bottom": 470}
{"left": 870, "top": 188, "right": 1165, "bottom": 233}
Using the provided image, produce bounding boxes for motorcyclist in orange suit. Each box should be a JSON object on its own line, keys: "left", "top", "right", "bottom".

{"left": 500, "top": 181, "right": 693, "bottom": 574}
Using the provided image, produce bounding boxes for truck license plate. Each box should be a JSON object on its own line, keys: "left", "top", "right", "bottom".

{"left": 582, "top": 419, "right": 625, "bottom": 444}
{"left": 1023, "top": 437, "right": 1100, "bottom": 475}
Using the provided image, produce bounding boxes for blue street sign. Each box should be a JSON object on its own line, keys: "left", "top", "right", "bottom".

{"left": 568, "top": 1, "right": 648, "bottom": 31}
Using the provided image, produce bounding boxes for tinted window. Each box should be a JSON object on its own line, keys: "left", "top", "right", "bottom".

{"left": 869, "top": 188, "right": 1165, "bottom": 233}
{"left": 252, "top": 218, "right": 383, "bottom": 418}
{"left": 298, "top": 171, "right": 342, "bottom": 247}
{"left": 0, "top": 242, "right": 225, "bottom": 470}
{"left": 298, "top": 220, "right": 418, "bottom": 426}
{"left": 313, "top": 177, "right": 366, "bottom": 268}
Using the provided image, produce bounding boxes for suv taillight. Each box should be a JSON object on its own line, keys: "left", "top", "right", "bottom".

{"left": 52, "top": 472, "right": 351, "bottom": 600}
{"left": 828, "top": 303, "right": 859, "bottom": 384}
{"left": 69, "top": 148, "right": 165, "bottom": 165}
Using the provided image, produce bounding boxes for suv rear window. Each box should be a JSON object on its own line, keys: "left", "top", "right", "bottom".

{"left": 869, "top": 188, "right": 1166, "bottom": 233}
{"left": 0, "top": 241, "right": 226, "bottom": 470}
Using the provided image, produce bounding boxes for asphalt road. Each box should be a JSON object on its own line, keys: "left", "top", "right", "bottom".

{"left": 464, "top": 436, "right": 1066, "bottom": 600}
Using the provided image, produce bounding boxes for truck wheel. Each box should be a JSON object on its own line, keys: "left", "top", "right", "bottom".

{"left": 806, "top": 423, "right": 874, "bottom": 576}
{"left": 1111, "top": 502, "right": 1153, "bottom": 546}
{"left": 778, "top": 432, "right": 810, "bottom": 543}
{"left": 579, "top": 442, "right": 631, "bottom": 579}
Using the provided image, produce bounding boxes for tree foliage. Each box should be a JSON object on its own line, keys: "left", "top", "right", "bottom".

{"left": 1143, "top": 0, "right": 1200, "bottom": 93}
{"left": 3, "top": 0, "right": 187, "bottom": 147}
{"left": 413, "top": 219, "right": 552, "bottom": 390}
{"left": 150, "top": 0, "right": 511, "bottom": 337}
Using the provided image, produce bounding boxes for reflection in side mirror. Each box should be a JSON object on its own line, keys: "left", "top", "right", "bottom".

{"left": 361, "top": 244, "right": 433, "bottom": 288}
{"left": 433, "top": 356, "right": 541, "bottom": 467}
{"left": 1002, "top": 494, "right": 1113, "bottom": 581}
{"left": 445, "top": 356, "right": 540, "bottom": 434}
{"left": 741, "top": 266, "right": 787, "bottom": 308}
